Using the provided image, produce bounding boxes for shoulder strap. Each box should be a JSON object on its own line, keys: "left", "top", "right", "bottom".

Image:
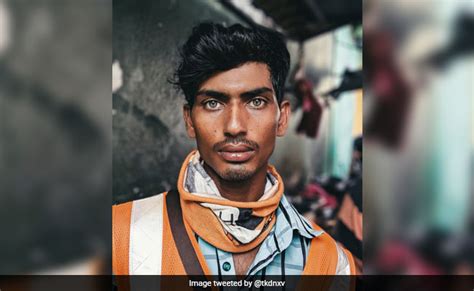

{"left": 166, "top": 189, "right": 205, "bottom": 276}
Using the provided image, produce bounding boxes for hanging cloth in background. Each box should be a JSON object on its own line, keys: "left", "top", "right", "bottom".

{"left": 295, "top": 79, "right": 323, "bottom": 138}
{"left": 364, "top": 31, "right": 413, "bottom": 148}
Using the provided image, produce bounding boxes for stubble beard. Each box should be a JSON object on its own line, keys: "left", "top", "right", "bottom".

{"left": 202, "top": 160, "right": 256, "bottom": 183}
{"left": 220, "top": 164, "right": 255, "bottom": 182}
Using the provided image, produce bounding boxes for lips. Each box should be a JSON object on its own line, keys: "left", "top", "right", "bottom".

{"left": 217, "top": 144, "right": 255, "bottom": 163}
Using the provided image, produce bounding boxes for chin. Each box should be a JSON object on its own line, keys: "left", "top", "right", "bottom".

{"left": 220, "top": 167, "right": 255, "bottom": 182}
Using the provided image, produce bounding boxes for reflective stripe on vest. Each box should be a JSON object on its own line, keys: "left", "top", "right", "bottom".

{"left": 113, "top": 194, "right": 164, "bottom": 275}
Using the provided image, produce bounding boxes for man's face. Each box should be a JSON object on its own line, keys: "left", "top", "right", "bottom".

{"left": 183, "top": 62, "right": 290, "bottom": 182}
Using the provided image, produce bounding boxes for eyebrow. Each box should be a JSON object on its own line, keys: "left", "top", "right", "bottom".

{"left": 196, "top": 90, "right": 229, "bottom": 101}
{"left": 240, "top": 87, "right": 274, "bottom": 99}
{"left": 196, "top": 87, "right": 274, "bottom": 101}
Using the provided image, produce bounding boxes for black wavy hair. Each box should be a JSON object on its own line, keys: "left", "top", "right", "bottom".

{"left": 172, "top": 22, "right": 290, "bottom": 106}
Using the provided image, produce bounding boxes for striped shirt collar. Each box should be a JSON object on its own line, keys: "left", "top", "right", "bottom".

{"left": 264, "top": 194, "right": 323, "bottom": 262}
{"left": 197, "top": 195, "right": 324, "bottom": 277}
{"left": 237, "top": 195, "right": 323, "bottom": 277}
{"left": 278, "top": 194, "right": 323, "bottom": 240}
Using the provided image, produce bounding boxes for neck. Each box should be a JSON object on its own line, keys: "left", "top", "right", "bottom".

{"left": 203, "top": 163, "right": 268, "bottom": 202}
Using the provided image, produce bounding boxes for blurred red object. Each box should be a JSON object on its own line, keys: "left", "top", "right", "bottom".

{"left": 303, "top": 183, "right": 338, "bottom": 209}
{"left": 365, "top": 31, "right": 413, "bottom": 148}
{"left": 295, "top": 78, "right": 323, "bottom": 138}
{"left": 376, "top": 241, "right": 444, "bottom": 275}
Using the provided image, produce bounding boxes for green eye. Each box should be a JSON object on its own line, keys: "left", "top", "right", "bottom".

{"left": 250, "top": 98, "right": 265, "bottom": 108}
{"left": 204, "top": 99, "right": 220, "bottom": 109}
{"left": 208, "top": 100, "right": 218, "bottom": 108}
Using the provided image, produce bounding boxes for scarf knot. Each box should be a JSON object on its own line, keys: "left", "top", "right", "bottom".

{"left": 177, "top": 150, "right": 284, "bottom": 253}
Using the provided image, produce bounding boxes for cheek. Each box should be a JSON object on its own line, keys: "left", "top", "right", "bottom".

{"left": 249, "top": 115, "right": 278, "bottom": 146}
{"left": 194, "top": 122, "right": 219, "bottom": 144}
{"left": 260, "top": 113, "right": 279, "bottom": 134}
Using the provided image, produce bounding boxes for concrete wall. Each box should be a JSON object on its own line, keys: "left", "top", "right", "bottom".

{"left": 113, "top": 0, "right": 243, "bottom": 202}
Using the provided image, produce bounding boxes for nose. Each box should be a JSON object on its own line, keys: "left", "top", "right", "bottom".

{"left": 223, "top": 104, "right": 247, "bottom": 137}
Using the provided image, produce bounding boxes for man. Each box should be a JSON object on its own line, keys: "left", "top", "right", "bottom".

{"left": 113, "top": 22, "right": 355, "bottom": 278}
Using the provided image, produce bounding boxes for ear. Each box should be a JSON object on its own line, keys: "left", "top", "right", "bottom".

{"left": 276, "top": 100, "right": 291, "bottom": 137}
{"left": 183, "top": 104, "right": 196, "bottom": 138}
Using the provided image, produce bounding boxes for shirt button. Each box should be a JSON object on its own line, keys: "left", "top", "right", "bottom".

{"left": 222, "top": 262, "right": 231, "bottom": 271}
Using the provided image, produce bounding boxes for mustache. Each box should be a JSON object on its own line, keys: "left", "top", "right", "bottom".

{"left": 213, "top": 136, "right": 259, "bottom": 151}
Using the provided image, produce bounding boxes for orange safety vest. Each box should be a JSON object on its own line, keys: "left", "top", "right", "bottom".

{"left": 113, "top": 190, "right": 355, "bottom": 288}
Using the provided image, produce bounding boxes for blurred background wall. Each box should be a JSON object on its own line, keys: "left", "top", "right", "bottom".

{"left": 0, "top": 0, "right": 111, "bottom": 274}
{"left": 364, "top": 0, "right": 474, "bottom": 275}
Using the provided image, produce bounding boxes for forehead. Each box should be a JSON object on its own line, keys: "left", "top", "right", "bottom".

{"left": 199, "top": 62, "right": 273, "bottom": 94}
